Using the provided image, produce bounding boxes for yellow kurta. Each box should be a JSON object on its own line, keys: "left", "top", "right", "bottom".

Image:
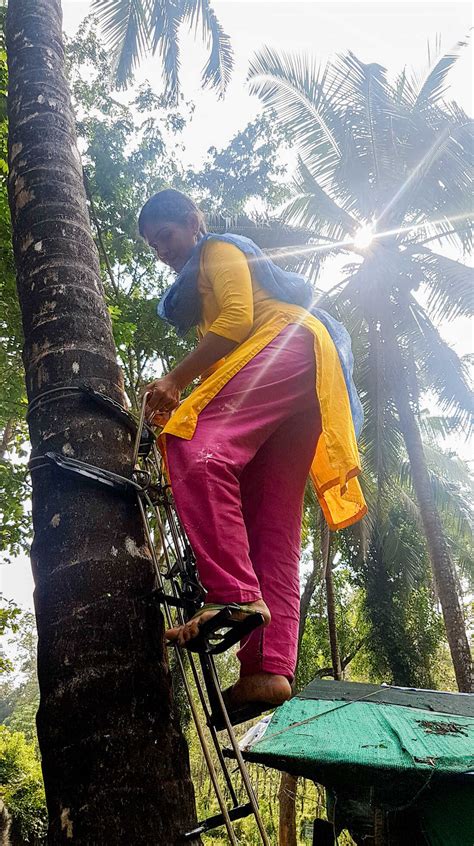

{"left": 161, "top": 239, "right": 367, "bottom": 530}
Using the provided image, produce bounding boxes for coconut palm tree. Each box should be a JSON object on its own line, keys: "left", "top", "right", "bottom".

{"left": 92, "top": 0, "right": 233, "bottom": 98}
{"left": 248, "top": 44, "right": 473, "bottom": 691}
{"left": 6, "top": 1, "right": 199, "bottom": 842}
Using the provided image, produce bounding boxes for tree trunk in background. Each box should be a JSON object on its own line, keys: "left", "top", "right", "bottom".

{"left": 298, "top": 525, "right": 321, "bottom": 647}
{"left": 6, "top": 2, "right": 199, "bottom": 843}
{"left": 387, "top": 332, "right": 472, "bottom": 693}
{"left": 322, "top": 524, "right": 342, "bottom": 681}
{"left": 278, "top": 772, "right": 298, "bottom": 846}
{"left": 279, "top": 515, "right": 322, "bottom": 845}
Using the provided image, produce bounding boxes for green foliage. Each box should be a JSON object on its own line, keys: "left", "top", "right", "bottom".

{"left": 249, "top": 40, "right": 473, "bottom": 688}
{"left": 0, "top": 609, "right": 44, "bottom": 839}
{"left": 357, "top": 509, "right": 444, "bottom": 688}
{"left": 65, "top": 17, "right": 291, "bottom": 410}
{"left": 297, "top": 565, "right": 367, "bottom": 691}
{"left": 2, "top": 13, "right": 472, "bottom": 836}
{"left": 248, "top": 43, "right": 473, "bottom": 423}
{"left": 0, "top": 596, "right": 21, "bottom": 674}
{"left": 0, "top": 725, "right": 47, "bottom": 843}
{"left": 0, "top": 13, "right": 30, "bottom": 561}
{"left": 0, "top": 612, "right": 39, "bottom": 743}
{"left": 187, "top": 114, "right": 290, "bottom": 216}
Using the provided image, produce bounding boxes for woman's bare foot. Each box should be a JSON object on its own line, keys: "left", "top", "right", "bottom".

{"left": 225, "top": 673, "right": 292, "bottom": 709}
{"left": 165, "top": 599, "right": 271, "bottom": 648}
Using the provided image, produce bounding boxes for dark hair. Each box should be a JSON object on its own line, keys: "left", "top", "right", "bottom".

{"left": 138, "top": 189, "right": 207, "bottom": 238}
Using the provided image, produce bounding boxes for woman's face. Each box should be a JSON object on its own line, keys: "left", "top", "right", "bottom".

{"left": 143, "top": 217, "right": 197, "bottom": 272}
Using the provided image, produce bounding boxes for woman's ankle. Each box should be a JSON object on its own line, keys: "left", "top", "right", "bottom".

{"left": 229, "top": 673, "right": 291, "bottom": 707}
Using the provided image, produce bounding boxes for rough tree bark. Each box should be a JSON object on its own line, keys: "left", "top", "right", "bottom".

{"left": 278, "top": 773, "right": 298, "bottom": 846}
{"left": 386, "top": 328, "right": 472, "bottom": 693}
{"left": 6, "top": 2, "right": 199, "bottom": 842}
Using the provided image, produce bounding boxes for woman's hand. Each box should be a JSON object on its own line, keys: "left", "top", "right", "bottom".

{"left": 143, "top": 374, "right": 182, "bottom": 422}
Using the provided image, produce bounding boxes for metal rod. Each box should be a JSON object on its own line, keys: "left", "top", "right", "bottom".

{"left": 207, "top": 656, "right": 270, "bottom": 846}
{"left": 134, "top": 425, "right": 268, "bottom": 843}
{"left": 132, "top": 393, "right": 148, "bottom": 468}
{"left": 136, "top": 495, "right": 238, "bottom": 845}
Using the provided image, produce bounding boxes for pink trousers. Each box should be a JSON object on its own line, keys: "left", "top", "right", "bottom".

{"left": 166, "top": 325, "right": 321, "bottom": 680}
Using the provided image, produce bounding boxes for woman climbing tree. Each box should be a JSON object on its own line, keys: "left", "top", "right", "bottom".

{"left": 140, "top": 189, "right": 366, "bottom": 720}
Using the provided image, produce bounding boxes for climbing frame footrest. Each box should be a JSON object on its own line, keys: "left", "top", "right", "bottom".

{"left": 184, "top": 802, "right": 253, "bottom": 839}
{"left": 185, "top": 607, "right": 265, "bottom": 655}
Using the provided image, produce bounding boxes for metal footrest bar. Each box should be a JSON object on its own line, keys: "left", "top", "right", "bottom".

{"left": 184, "top": 802, "right": 253, "bottom": 839}
{"left": 182, "top": 606, "right": 265, "bottom": 655}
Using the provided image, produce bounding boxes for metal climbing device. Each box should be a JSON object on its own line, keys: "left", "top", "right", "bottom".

{"left": 31, "top": 385, "right": 271, "bottom": 844}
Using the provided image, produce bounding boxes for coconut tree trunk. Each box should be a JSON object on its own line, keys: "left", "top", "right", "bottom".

{"left": 387, "top": 334, "right": 472, "bottom": 692}
{"left": 6, "top": 2, "right": 199, "bottom": 843}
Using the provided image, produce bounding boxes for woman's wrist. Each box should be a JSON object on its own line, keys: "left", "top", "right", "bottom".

{"left": 167, "top": 367, "right": 188, "bottom": 392}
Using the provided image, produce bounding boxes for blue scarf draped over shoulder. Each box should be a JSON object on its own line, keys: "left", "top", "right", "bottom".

{"left": 157, "top": 233, "right": 363, "bottom": 437}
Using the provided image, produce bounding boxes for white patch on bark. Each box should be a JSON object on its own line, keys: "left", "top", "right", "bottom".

{"left": 18, "top": 112, "right": 41, "bottom": 127}
{"left": 71, "top": 144, "right": 82, "bottom": 164}
{"left": 125, "top": 537, "right": 141, "bottom": 557}
{"left": 72, "top": 361, "right": 80, "bottom": 374}
{"left": 50, "top": 514, "right": 61, "bottom": 528}
{"left": 16, "top": 187, "right": 34, "bottom": 209}
{"left": 111, "top": 546, "right": 118, "bottom": 557}
{"left": 97, "top": 430, "right": 103, "bottom": 439}
{"left": 34, "top": 241, "right": 43, "bottom": 252}
{"left": 37, "top": 94, "right": 45, "bottom": 103}
{"left": 37, "top": 365, "right": 50, "bottom": 388}
{"left": 11, "top": 142, "right": 23, "bottom": 160}
{"left": 62, "top": 443, "right": 75, "bottom": 457}
{"left": 36, "top": 300, "right": 56, "bottom": 318}
{"left": 21, "top": 234, "right": 33, "bottom": 253}
{"left": 60, "top": 807, "right": 73, "bottom": 839}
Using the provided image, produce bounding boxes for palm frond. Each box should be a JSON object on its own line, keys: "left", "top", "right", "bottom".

{"left": 399, "top": 456, "right": 473, "bottom": 539}
{"left": 384, "top": 119, "right": 473, "bottom": 242}
{"left": 207, "top": 214, "right": 315, "bottom": 251}
{"left": 413, "top": 249, "right": 474, "bottom": 322}
{"left": 198, "top": 5, "right": 233, "bottom": 96}
{"left": 415, "top": 34, "right": 470, "bottom": 109}
{"left": 248, "top": 47, "right": 342, "bottom": 183}
{"left": 422, "top": 442, "right": 473, "bottom": 492}
{"left": 329, "top": 52, "right": 398, "bottom": 212}
{"left": 283, "top": 157, "right": 358, "bottom": 240}
{"left": 358, "top": 321, "right": 403, "bottom": 487}
{"left": 92, "top": 0, "right": 151, "bottom": 88}
{"left": 408, "top": 296, "right": 474, "bottom": 431}
{"left": 179, "top": 0, "right": 233, "bottom": 95}
{"left": 419, "top": 412, "right": 468, "bottom": 441}
{"left": 150, "top": 0, "right": 180, "bottom": 103}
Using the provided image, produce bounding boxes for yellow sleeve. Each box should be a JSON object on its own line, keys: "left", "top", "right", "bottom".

{"left": 202, "top": 240, "right": 254, "bottom": 343}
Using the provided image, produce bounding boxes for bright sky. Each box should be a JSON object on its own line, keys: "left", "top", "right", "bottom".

{"left": 1, "top": 1, "right": 472, "bottom": 612}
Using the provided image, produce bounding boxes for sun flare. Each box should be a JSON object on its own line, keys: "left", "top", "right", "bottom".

{"left": 353, "top": 223, "right": 375, "bottom": 250}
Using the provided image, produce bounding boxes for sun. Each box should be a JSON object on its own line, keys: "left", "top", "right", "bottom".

{"left": 353, "top": 223, "right": 375, "bottom": 251}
